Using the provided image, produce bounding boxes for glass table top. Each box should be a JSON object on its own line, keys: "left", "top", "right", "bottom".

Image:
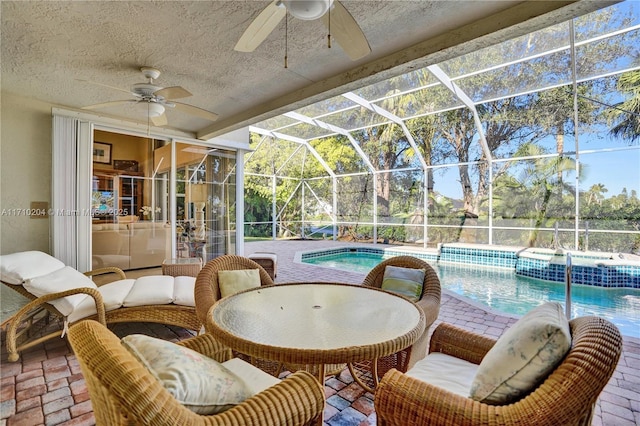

{"left": 210, "top": 283, "right": 422, "bottom": 351}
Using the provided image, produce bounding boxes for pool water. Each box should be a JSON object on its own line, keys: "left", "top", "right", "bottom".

{"left": 303, "top": 252, "right": 640, "bottom": 339}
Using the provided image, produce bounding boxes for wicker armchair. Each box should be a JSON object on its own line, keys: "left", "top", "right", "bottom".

{"left": 374, "top": 316, "right": 623, "bottom": 426}
{"left": 349, "top": 256, "right": 441, "bottom": 390}
{"left": 195, "top": 255, "right": 280, "bottom": 374}
{"left": 195, "top": 255, "right": 274, "bottom": 331}
{"left": 68, "top": 320, "right": 325, "bottom": 426}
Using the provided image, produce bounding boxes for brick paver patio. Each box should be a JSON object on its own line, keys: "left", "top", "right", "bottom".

{"left": 1, "top": 240, "right": 638, "bottom": 425}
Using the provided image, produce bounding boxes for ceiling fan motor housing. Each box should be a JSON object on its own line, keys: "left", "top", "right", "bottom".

{"left": 131, "top": 83, "right": 163, "bottom": 98}
{"left": 283, "top": 0, "right": 334, "bottom": 20}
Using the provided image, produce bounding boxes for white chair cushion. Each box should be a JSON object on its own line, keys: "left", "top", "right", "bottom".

{"left": 218, "top": 269, "right": 261, "bottom": 298}
{"left": 0, "top": 251, "right": 65, "bottom": 285}
{"left": 121, "top": 334, "right": 253, "bottom": 414}
{"left": 173, "top": 276, "right": 196, "bottom": 307}
{"left": 23, "top": 266, "right": 97, "bottom": 316}
{"left": 470, "top": 302, "right": 571, "bottom": 405}
{"left": 67, "top": 279, "right": 135, "bottom": 323}
{"left": 222, "top": 357, "right": 280, "bottom": 395}
{"left": 123, "top": 275, "right": 175, "bottom": 307}
{"left": 405, "top": 352, "right": 478, "bottom": 398}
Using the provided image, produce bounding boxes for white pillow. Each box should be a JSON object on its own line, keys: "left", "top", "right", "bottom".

{"left": 23, "top": 266, "right": 97, "bottom": 316}
{"left": 121, "top": 334, "right": 252, "bottom": 414}
{"left": 0, "top": 251, "right": 65, "bottom": 285}
{"left": 218, "top": 269, "right": 261, "bottom": 298}
{"left": 469, "top": 302, "right": 571, "bottom": 405}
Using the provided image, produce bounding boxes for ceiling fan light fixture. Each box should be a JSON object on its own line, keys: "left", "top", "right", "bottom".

{"left": 145, "top": 102, "right": 165, "bottom": 117}
{"left": 282, "top": 0, "right": 333, "bottom": 20}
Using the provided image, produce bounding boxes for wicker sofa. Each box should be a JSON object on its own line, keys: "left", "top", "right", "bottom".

{"left": 1, "top": 250, "right": 200, "bottom": 362}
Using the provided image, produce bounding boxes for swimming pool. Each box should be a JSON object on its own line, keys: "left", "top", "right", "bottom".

{"left": 302, "top": 251, "right": 640, "bottom": 339}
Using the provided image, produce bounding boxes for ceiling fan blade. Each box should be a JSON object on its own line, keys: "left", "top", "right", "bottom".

{"left": 173, "top": 102, "right": 219, "bottom": 122}
{"left": 151, "top": 113, "right": 168, "bottom": 127}
{"left": 154, "top": 86, "right": 192, "bottom": 100}
{"left": 234, "top": 0, "right": 286, "bottom": 52}
{"left": 81, "top": 100, "right": 137, "bottom": 110}
{"left": 321, "top": 1, "right": 371, "bottom": 60}
{"left": 76, "top": 79, "right": 132, "bottom": 95}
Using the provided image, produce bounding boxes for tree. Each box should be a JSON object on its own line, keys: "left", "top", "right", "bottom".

{"left": 608, "top": 70, "right": 640, "bottom": 144}
{"left": 586, "top": 183, "right": 608, "bottom": 206}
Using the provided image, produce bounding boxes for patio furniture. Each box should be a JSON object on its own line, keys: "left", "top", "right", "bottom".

{"left": 195, "top": 255, "right": 279, "bottom": 374}
{"left": 194, "top": 255, "right": 274, "bottom": 328}
{"left": 247, "top": 252, "right": 277, "bottom": 279}
{"left": 374, "top": 316, "right": 623, "bottom": 426}
{"left": 350, "top": 255, "right": 441, "bottom": 390}
{"left": 1, "top": 250, "right": 201, "bottom": 362}
{"left": 162, "top": 257, "right": 203, "bottom": 277}
{"left": 68, "top": 319, "right": 325, "bottom": 426}
{"left": 206, "top": 282, "right": 426, "bottom": 400}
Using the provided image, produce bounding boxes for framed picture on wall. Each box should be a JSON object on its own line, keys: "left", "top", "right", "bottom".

{"left": 93, "top": 142, "right": 112, "bottom": 164}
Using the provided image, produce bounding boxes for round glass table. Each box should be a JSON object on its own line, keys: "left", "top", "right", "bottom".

{"left": 207, "top": 282, "right": 425, "bottom": 388}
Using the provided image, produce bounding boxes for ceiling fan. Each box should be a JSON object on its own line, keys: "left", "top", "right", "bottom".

{"left": 235, "top": 0, "right": 371, "bottom": 61}
{"left": 81, "top": 67, "right": 218, "bottom": 126}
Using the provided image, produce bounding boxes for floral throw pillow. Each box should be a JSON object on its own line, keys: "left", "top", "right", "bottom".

{"left": 121, "top": 334, "right": 252, "bottom": 414}
{"left": 469, "top": 302, "right": 571, "bottom": 405}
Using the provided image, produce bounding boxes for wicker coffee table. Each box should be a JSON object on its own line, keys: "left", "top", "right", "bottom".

{"left": 207, "top": 282, "right": 425, "bottom": 392}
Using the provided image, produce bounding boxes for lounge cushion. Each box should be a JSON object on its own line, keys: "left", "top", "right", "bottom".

{"left": 0, "top": 251, "right": 65, "bottom": 285}
{"left": 381, "top": 265, "right": 425, "bottom": 302}
{"left": 121, "top": 334, "right": 252, "bottom": 414}
{"left": 173, "top": 276, "right": 196, "bottom": 307}
{"left": 67, "top": 279, "right": 135, "bottom": 323}
{"left": 219, "top": 269, "right": 261, "bottom": 298}
{"left": 470, "top": 302, "right": 571, "bottom": 405}
{"left": 123, "top": 275, "right": 175, "bottom": 307}
{"left": 24, "top": 266, "right": 97, "bottom": 316}
{"left": 406, "top": 352, "right": 478, "bottom": 397}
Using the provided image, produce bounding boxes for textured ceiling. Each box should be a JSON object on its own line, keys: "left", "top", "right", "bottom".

{"left": 1, "top": 1, "right": 603, "bottom": 140}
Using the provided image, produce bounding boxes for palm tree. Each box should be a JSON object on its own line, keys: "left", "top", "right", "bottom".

{"left": 608, "top": 70, "right": 640, "bottom": 145}
{"left": 586, "top": 183, "right": 608, "bottom": 206}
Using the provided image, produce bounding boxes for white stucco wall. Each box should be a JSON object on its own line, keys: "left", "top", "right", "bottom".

{"left": 1, "top": 92, "right": 53, "bottom": 254}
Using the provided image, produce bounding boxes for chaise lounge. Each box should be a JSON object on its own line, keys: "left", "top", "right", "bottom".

{"left": 0, "top": 250, "right": 200, "bottom": 362}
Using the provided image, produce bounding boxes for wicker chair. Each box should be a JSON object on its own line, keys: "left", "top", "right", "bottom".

{"left": 349, "top": 256, "right": 441, "bottom": 390}
{"left": 195, "top": 255, "right": 280, "bottom": 374}
{"left": 195, "top": 255, "right": 275, "bottom": 329}
{"left": 68, "top": 320, "right": 325, "bottom": 426}
{"left": 374, "top": 316, "right": 623, "bottom": 426}
{"left": 195, "top": 255, "right": 344, "bottom": 379}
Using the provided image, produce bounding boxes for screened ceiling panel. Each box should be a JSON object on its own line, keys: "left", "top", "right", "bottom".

{"left": 321, "top": 105, "right": 390, "bottom": 130}
{"left": 296, "top": 96, "right": 358, "bottom": 118}
{"left": 574, "top": 1, "right": 639, "bottom": 41}
{"left": 576, "top": 28, "right": 640, "bottom": 80}
{"left": 439, "top": 22, "right": 569, "bottom": 80}
{"left": 277, "top": 121, "right": 337, "bottom": 140}
{"left": 457, "top": 50, "right": 572, "bottom": 103}
{"left": 253, "top": 115, "right": 300, "bottom": 132}
{"left": 352, "top": 68, "right": 437, "bottom": 102}
{"left": 249, "top": 0, "right": 638, "bottom": 168}
{"left": 390, "top": 83, "right": 465, "bottom": 118}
